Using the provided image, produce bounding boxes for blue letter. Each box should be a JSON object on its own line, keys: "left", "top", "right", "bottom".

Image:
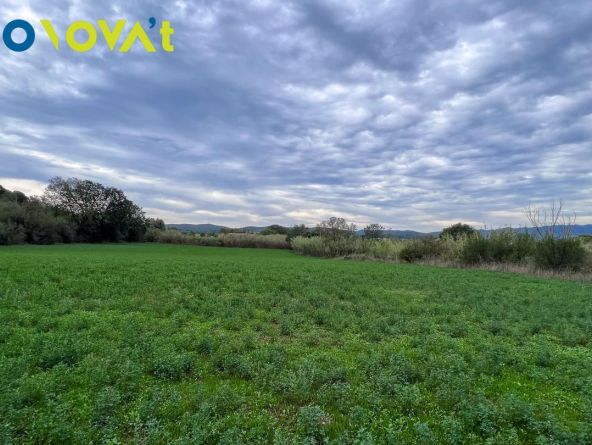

{"left": 3, "top": 19, "right": 36, "bottom": 52}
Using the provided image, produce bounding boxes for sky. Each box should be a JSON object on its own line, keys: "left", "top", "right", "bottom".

{"left": 1, "top": 0, "right": 591, "bottom": 231}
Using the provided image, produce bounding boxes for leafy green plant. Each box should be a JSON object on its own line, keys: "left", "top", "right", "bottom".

{"left": 400, "top": 237, "right": 443, "bottom": 262}
{"left": 534, "top": 236, "right": 587, "bottom": 271}
{"left": 0, "top": 244, "right": 591, "bottom": 443}
{"left": 440, "top": 223, "right": 476, "bottom": 240}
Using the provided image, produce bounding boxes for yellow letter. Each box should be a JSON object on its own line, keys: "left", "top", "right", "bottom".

{"left": 40, "top": 19, "right": 59, "bottom": 50}
{"left": 97, "top": 19, "right": 126, "bottom": 51}
{"left": 66, "top": 21, "right": 97, "bottom": 52}
{"left": 119, "top": 22, "right": 156, "bottom": 53}
{"left": 160, "top": 21, "right": 174, "bottom": 52}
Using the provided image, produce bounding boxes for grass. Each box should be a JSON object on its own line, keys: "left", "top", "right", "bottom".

{"left": 0, "top": 244, "right": 591, "bottom": 444}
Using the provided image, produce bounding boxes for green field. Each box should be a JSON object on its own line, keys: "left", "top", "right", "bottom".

{"left": 1, "top": 244, "right": 591, "bottom": 444}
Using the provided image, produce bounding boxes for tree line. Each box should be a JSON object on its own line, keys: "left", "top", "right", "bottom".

{"left": 2, "top": 179, "right": 589, "bottom": 273}
{"left": 0, "top": 178, "right": 163, "bottom": 245}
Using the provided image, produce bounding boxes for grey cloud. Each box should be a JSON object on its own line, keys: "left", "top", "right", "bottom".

{"left": 0, "top": 0, "right": 590, "bottom": 229}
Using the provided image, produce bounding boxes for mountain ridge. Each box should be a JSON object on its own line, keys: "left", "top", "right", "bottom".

{"left": 167, "top": 223, "right": 592, "bottom": 238}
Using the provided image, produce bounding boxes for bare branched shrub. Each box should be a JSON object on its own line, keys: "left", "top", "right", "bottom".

{"left": 317, "top": 217, "right": 357, "bottom": 241}
{"left": 526, "top": 199, "right": 576, "bottom": 239}
{"left": 364, "top": 224, "right": 385, "bottom": 239}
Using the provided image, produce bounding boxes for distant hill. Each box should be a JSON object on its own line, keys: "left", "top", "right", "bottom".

{"left": 500, "top": 224, "right": 592, "bottom": 238}
{"left": 166, "top": 224, "right": 269, "bottom": 234}
{"left": 363, "top": 225, "right": 592, "bottom": 239}
{"left": 168, "top": 223, "right": 592, "bottom": 238}
{"left": 240, "top": 226, "right": 267, "bottom": 233}
{"left": 573, "top": 225, "right": 592, "bottom": 236}
{"left": 167, "top": 224, "right": 226, "bottom": 234}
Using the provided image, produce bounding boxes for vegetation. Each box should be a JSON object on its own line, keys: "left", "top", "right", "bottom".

{"left": 0, "top": 186, "right": 75, "bottom": 245}
{"left": 460, "top": 230, "right": 536, "bottom": 265}
{"left": 317, "top": 217, "right": 356, "bottom": 241}
{"left": 3, "top": 179, "right": 590, "bottom": 276}
{"left": 260, "top": 225, "right": 289, "bottom": 236}
{"left": 292, "top": 221, "right": 591, "bottom": 275}
{"left": 0, "top": 179, "right": 149, "bottom": 245}
{"left": 440, "top": 223, "right": 476, "bottom": 240}
{"left": 44, "top": 177, "right": 146, "bottom": 242}
{"left": 363, "top": 224, "right": 385, "bottom": 240}
{"left": 0, "top": 244, "right": 591, "bottom": 444}
{"left": 147, "top": 229, "right": 290, "bottom": 249}
{"left": 533, "top": 237, "right": 588, "bottom": 271}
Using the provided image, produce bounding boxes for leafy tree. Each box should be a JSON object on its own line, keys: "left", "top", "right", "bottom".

{"left": 0, "top": 221, "right": 25, "bottom": 245}
{"left": 440, "top": 223, "right": 476, "bottom": 240}
{"left": 22, "top": 198, "right": 76, "bottom": 244}
{"left": 43, "top": 177, "right": 147, "bottom": 242}
{"left": 287, "top": 224, "right": 310, "bottom": 242}
{"left": 147, "top": 218, "right": 166, "bottom": 231}
{"left": 220, "top": 227, "right": 245, "bottom": 234}
{"left": 261, "top": 225, "right": 288, "bottom": 235}
{"left": 0, "top": 186, "right": 74, "bottom": 245}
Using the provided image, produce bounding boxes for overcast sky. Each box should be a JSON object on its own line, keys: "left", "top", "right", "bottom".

{"left": 1, "top": 1, "right": 591, "bottom": 230}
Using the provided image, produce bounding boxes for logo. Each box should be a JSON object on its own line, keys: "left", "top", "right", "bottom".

{"left": 2, "top": 18, "right": 174, "bottom": 53}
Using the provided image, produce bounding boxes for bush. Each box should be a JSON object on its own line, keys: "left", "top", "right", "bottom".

{"left": 438, "top": 234, "right": 469, "bottom": 262}
{"left": 366, "top": 238, "right": 405, "bottom": 261}
{"left": 460, "top": 236, "right": 490, "bottom": 264}
{"left": 260, "top": 225, "right": 288, "bottom": 235}
{"left": 146, "top": 229, "right": 290, "bottom": 249}
{"left": 400, "top": 237, "right": 443, "bottom": 263}
{"left": 534, "top": 237, "right": 587, "bottom": 271}
{"left": 217, "top": 233, "right": 289, "bottom": 249}
{"left": 461, "top": 231, "right": 535, "bottom": 265}
{"left": 0, "top": 221, "right": 26, "bottom": 245}
{"left": 440, "top": 223, "right": 476, "bottom": 240}
{"left": 287, "top": 224, "right": 312, "bottom": 242}
{"left": 291, "top": 236, "right": 367, "bottom": 258}
{"left": 505, "top": 233, "right": 536, "bottom": 263}
{"left": 149, "top": 229, "right": 199, "bottom": 245}
{"left": 297, "top": 405, "right": 330, "bottom": 442}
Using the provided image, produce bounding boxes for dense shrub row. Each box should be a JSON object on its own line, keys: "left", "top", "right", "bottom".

{"left": 146, "top": 228, "right": 290, "bottom": 249}
{"left": 3, "top": 180, "right": 589, "bottom": 274}
{"left": 291, "top": 229, "right": 591, "bottom": 273}
{"left": 0, "top": 186, "right": 76, "bottom": 245}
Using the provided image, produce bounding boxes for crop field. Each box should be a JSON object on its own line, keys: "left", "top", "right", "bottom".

{"left": 0, "top": 244, "right": 591, "bottom": 444}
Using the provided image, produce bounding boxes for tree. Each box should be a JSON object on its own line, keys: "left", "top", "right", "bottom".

{"left": 22, "top": 198, "right": 75, "bottom": 244}
{"left": 261, "top": 224, "right": 288, "bottom": 235}
{"left": 440, "top": 223, "right": 476, "bottom": 240}
{"left": 220, "top": 227, "right": 245, "bottom": 234}
{"left": 364, "top": 223, "right": 384, "bottom": 239}
{"left": 526, "top": 200, "right": 585, "bottom": 270}
{"left": 43, "top": 177, "right": 147, "bottom": 242}
{"left": 286, "top": 224, "right": 310, "bottom": 242}
{"left": 0, "top": 185, "right": 74, "bottom": 245}
{"left": 147, "top": 218, "right": 166, "bottom": 230}
{"left": 526, "top": 199, "right": 576, "bottom": 239}
{"left": 317, "top": 217, "right": 356, "bottom": 241}
{"left": 0, "top": 221, "right": 25, "bottom": 245}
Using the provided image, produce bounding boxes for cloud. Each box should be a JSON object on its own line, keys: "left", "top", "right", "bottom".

{"left": 0, "top": 177, "right": 46, "bottom": 196}
{"left": 0, "top": 0, "right": 590, "bottom": 230}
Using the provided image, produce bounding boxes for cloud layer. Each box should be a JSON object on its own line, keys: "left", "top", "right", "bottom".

{"left": 1, "top": 0, "right": 591, "bottom": 230}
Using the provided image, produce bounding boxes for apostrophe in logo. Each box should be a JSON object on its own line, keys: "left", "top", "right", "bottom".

{"left": 1, "top": 18, "right": 175, "bottom": 53}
